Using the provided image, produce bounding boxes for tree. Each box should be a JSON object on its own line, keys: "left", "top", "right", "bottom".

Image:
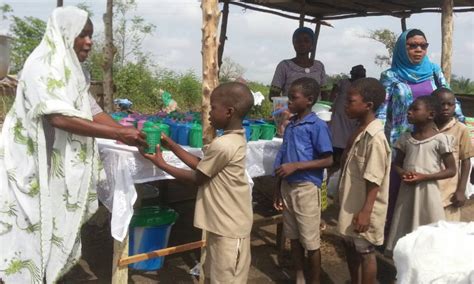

{"left": 219, "top": 57, "right": 245, "bottom": 82}
{"left": 102, "top": 0, "right": 115, "bottom": 112}
{"left": 451, "top": 75, "right": 474, "bottom": 94}
{"left": 9, "top": 16, "right": 46, "bottom": 73}
{"left": 364, "top": 29, "right": 398, "bottom": 67}
{"left": 1, "top": 4, "right": 12, "bottom": 20}
{"left": 114, "top": 0, "right": 156, "bottom": 66}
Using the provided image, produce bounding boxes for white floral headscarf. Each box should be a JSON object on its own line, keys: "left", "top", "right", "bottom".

{"left": 0, "top": 6, "right": 105, "bottom": 283}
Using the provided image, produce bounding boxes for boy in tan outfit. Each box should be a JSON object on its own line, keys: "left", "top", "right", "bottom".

{"left": 434, "top": 87, "right": 474, "bottom": 221}
{"left": 143, "top": 82, "right": 254, "bottom": 283}
{"left": 337, "top": 78, "right": 391, "bottom": 284}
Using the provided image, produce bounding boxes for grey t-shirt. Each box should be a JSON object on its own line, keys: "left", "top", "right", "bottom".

{"left": 271, "top": 59, "right": 327, "bottom": 96}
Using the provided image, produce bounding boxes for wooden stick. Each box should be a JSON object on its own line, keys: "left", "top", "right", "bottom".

{"left": 118, "top": 240, "right": 206, "bottom": 267}
{"left": 218, "top": 0, "right": 230, "bottom": 72}
{"left": 228, "top": 2, "right": 333, "bottom": 27}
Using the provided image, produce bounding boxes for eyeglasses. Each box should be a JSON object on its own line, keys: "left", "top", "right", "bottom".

{"left": 406, "top": 43, "right": 429, "bottom": 50}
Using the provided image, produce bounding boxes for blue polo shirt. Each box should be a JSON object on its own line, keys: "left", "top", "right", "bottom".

{"left": 273, "top": 112, "right": 333, "bottom": 187}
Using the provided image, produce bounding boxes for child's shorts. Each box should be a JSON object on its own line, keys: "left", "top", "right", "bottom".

{"left": 281, "top": 180, "right": 321, "bottom": 251}
{"left": 203, "top": 231, "right": 251, "bottom": 283}
{"left": 344, "top": 236, "right": 375, "bottom": 254}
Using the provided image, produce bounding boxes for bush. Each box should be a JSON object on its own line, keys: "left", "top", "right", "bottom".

{"left": 114, "top": 61, "right": 162, "bottom": 114}
{"left": 247, "top": 82, "right": 272, "bottom": 119}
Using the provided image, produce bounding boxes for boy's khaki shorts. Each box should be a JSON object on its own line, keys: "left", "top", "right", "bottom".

{"left": 281, "top": 180, "right": 321, "bottom": 251}
{"left": 203, "top": 231, "right": 251, "bottom": 284}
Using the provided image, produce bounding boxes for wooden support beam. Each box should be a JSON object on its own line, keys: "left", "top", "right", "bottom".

{"left": 441, "top": 0, "right": 454, "bottom": 84}
{"left": 118, "top": 240, "right": 206, "bottom": 267}
{"left": 201, "top": 0, "right": 220, "bottom": 144}
{"left": 401, "top": 17, "right": 407, "bottom": 31}
{"left": 299, "top": 0, "right": 306, "bottom": 28}
{"left": 227, "top": 2, "right": 333, "bottom": 27}
{"left": 218, "top": 0, "right": 230, "bottom": 72}
{"left": 310, "top": 22, "right": 321, "bottom": 61}
{"left": 319, "top": 8, "right": 474, "bottom": 21}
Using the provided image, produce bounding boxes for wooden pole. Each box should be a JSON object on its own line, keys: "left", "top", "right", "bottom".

{"left": 118, "top": 240, "right": 206, "bottom": 267}
{"left": 441, "top": 0, "right": 454, "bottom": 84}
{"left": 401, "top": 17, "right": 407, "bottom": 31}
{"left": 57, "top": 0, "right": 63, "bottom": 7}
{"left": 218, "top": 0, "right": 229, "bottom": 73}
{"left": 102, "top": 0, "right": 116, "bottom": 113}
{"left": 201, "top": 0, "right": 220, "bottom": 144}
{"left": 299, "top": 0, "right": 306, "bottom": 27}
{"left": 310, "top": 22, "right": 321, "bottom": 61}
{"left": 111, "top": 237, "right": 129, "bottom": 284}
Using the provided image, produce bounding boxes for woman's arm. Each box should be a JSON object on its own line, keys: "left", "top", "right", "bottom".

{"left": 46, "top": 114, "right": 146, "bottom": 146}
{"left": 92, "top": 112, "right": 122, "bottom": 128}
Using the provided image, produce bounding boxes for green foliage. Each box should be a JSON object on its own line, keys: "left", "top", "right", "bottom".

{"left": 451, "top": 75, "right": 474, "bottom": 94}
{"left": 247, "top": 82, "right": 272, "bottom": 119}
{"left": 114, "top": 61, "right": 162, "bottom": 114}
{"left": 9, "top": 16, "right": 46, "bottom": 73}
{"left": 0, "top": 4, "right": 13, "bottom": 20}
{"left": 154, "top": 69, "right": 202, "bottom": 112}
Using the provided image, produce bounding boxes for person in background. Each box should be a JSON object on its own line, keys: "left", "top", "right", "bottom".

{"left": 0, "top": 7, "right": 146, "bottom": 283}
{"left": 337, "top": 78, "right": 390, "bottom": 284}
{"left": 142, "top": 82, "right": 254, "bottom": 283}
{"left": 433, "top": 88, "right": 474, "bottom": 221}
{"left": 329, "top": 64, "right": 366, "bottom": 172}
{"left": 273, "top": 77, "right": 333, "bottom": 284}
{"left": 386, "top": 96, "right": 456, "bottom": 252}
{"left": 377, "top": 28, "right": 464, "bottom": 238}
{"left": 269, "top": 27, "right": 328, "bottom": 101}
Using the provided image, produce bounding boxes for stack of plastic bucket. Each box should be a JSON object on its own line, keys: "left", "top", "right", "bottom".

{"left": 129, "top": 206, "right": 179, "bottom": 270}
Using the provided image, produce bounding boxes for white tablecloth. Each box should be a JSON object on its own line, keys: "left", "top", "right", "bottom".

{"left": 96, "top": 138, "right": 283, "bottom": 241}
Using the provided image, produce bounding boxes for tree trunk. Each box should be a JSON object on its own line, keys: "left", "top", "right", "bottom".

{"left": 57, "top": 0, "right": 63, "bottom": 7}
{"left": 441, "top": 0, "right": 453, "bottom": 85}
{"left": 201, "top": 0, "right": 220, "bottom": 145}
{"left": 102, "top": 0, "right": 116, "bottom": 113}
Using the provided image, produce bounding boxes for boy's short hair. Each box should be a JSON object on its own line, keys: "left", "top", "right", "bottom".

{"left": 415, "top": 95, "right": 442, "bottom": 115}
{"left": 351, "top": 78, "right": 385, "bottom": 111}
{"left": 432, "top": 87, "right": 454, "bottom": 98}
{"left": 213, "top": 82, "right": 254, "bottom": 118}
{"left": 290, "top": 77, "right": 320, "bottom": 106}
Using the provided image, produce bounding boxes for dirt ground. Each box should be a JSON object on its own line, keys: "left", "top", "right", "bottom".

{"left": 60, "top": 176, "right": 474, "bottom": 284}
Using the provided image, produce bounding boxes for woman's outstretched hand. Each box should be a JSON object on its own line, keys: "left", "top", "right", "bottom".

{"left": 116, "top": 127, "right": 147, "bottom": 147}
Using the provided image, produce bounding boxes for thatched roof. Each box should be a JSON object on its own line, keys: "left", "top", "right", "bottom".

{"left": 227, "top": 0, "right": 474, "bottom": 21}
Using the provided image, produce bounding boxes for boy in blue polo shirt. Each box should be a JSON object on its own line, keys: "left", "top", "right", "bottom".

{"left": 273, "top": 77, "right": 333, "bottom": 284}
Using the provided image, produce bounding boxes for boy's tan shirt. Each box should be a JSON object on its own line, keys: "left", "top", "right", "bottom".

{"left": 195, "top": 129, "right": 253, "bottom": 238}
{"left": 437, "top": 118, "right": 474, "bottom": 206}
{"left": 337, "top": 119, "right": 391, "bottom": 245}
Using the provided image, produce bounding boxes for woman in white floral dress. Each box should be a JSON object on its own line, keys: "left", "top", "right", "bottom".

{"left": 0, "top": 6, "right": 146, "bottom": 283}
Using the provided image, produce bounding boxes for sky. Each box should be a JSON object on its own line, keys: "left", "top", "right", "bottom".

{"left": 1, "top": 0, "right": 474, "bottom": 84}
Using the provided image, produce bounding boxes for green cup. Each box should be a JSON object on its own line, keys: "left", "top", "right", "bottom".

{"left": 260, "top": 123, "right": 277, "bottom": 140}
{"left": 189, "top": 123, "right": 203, "bottom": 148}
{"left": 250, "top": 124, "right": 262, "bottom": 141}
{"left": 143, "top": 126, "right": 161, "bottom": 154}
